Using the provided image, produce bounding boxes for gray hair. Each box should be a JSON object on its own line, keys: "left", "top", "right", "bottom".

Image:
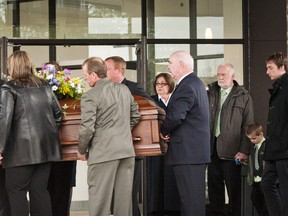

{"left": 172, "top": 50, "right": 194, "bottom": 71}
{"left": 217, "top": 63, "right": 235, "bottom": 76}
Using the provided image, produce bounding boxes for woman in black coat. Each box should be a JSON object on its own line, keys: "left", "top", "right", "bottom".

{"left": 43, "top": 62, "right": 77, "bottom": 216}
{"left": 148, "top": 73, "right": 181, "bottom": 216}
{"left": 0, "top": 51, "right": 63, "bottom": 216}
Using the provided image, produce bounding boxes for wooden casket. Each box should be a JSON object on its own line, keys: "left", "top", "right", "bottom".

{"left": 59, "top": 96, "right": 166, "bottom": 160}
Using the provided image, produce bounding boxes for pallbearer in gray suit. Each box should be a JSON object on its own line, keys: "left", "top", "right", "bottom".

{"left": 77, "top": 57, "right": 141, "bottom": 216}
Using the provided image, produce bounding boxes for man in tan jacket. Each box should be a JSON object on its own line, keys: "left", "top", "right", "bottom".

{"left": 77, "top": 57, "right": 141, "bottom": 216}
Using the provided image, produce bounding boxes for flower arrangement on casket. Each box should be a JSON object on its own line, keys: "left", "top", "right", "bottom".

{"left": 36, "top": 64, "right": 86, "bottom": 100}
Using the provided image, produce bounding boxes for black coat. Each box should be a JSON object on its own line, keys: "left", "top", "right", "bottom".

{"left": 265, "top": 73, "right": 288, "bottom": 160}
{"left": 161, "top": 73, "right": 210, "bottom": 165}
{"left": 121, "top": 78, "right": 153, "bottom": 100}
{"left": 0, "top": 80, "right": 63, "bottom": 168}
{"left": 151, "top": 94, "right": 166, "bottom": 110}
{"left": 148, "top": 94, "right": 181, "bottom": 213}
{"left": 247, "top": 141, "right": 266, "bottom": 185}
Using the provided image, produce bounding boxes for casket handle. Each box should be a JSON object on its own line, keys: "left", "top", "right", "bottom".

{"left": 133, "top": 136, "right": 141, "bottom": 142}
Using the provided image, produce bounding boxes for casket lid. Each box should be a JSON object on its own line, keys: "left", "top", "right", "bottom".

{"left": 133, "top": 95, "right": 165, "bottom": 117}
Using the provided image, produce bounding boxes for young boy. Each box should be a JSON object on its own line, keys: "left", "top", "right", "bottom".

{"left": 246, "top": 123, "right": 269, "bottom": 216}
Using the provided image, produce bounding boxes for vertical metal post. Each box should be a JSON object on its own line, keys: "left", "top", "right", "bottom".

{"left": 140, "top": 0, "right": 148, "bottom": 90}
{"left": 49, "top": 46, "right": 57, "bottom": 62}
{"left": 49, "top": 0, "right": 57, "bottom": 61}
{"left": 147, "top": 0, "right": 155, "bottom": 94}
{"left": 12, "top": 0, "right": 20, "bottom": 53}
{"left": 242, "top": 0, "right": 250, "bottom": 90}
{"left": 189, "top": 0, "right": 197, "bottom": 73}
{"left": 136, "top": 40, "right": 142, "bottom": 87}
{"left": 12, "top": 0, "right": 20, "bottom": 38}
{"left": 141, "top": 1, "right": 148, "bottom": 215}
{"left": 242, "top": 1, "right": 253, "bottom": 215}
{"left": 0, "top": 37, "right": 8, "bottom": 80}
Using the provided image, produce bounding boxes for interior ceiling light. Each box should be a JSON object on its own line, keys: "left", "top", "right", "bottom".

{"left": 204, "top": 0, "right": 212, "bottom": 39}
{"left": 205, "top": 27, "right": 213, "bottom": 39}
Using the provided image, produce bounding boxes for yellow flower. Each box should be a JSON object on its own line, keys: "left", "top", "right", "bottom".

{"left": 36, "top": 65, "right": 86, "bottom": 100}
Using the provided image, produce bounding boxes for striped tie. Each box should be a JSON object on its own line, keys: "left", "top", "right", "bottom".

{"left": 255, "top": 146, "right": 259, "bottom": 170}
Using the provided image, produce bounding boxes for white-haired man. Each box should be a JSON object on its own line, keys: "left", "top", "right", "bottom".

{"left": 160, "top": 50, "right": 210, "bottom": 216}
{"left": 207, "top": 63, "right": 254, "bottom": 216}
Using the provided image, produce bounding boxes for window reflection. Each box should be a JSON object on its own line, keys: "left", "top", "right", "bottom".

{"left": 0, "top": 0, "right": 242, "bottom": 39}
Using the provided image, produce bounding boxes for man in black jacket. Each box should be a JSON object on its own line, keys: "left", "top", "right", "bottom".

{"left": 262, "top": 52, "right": 288, "bottom": 216}
{"left": 105, "top": 56, "right": 152, "bottom": 216}
{"left": 0, "top": 79, "right": 10, "bottom": 216}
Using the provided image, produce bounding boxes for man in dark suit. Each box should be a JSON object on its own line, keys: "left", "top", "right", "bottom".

{"left": 160, "top": 50, "right": 210, "bottom": 216}
{"left": 105, "top": 56, "right": 152, "bottom": 99}
{"left": 105, "top": 56, "right": 152, "bottom": 216}
{"left": 0, "top": 79, "right": 10, "bottom": 216}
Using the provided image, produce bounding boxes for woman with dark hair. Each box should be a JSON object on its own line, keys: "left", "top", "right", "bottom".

{"left": 151, "top": 72, "right": 175, "bottom": 108}
{"left": 43, "top": 61, "right": 77, "bottom": 216}
{"left": 148, "top": 73, "right": 181, "bottom": 216}
{"left": 0, "top": 51, "right": 63, "bottom": 216}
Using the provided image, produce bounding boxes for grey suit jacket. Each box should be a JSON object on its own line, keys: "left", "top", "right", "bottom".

{"left": 78, "top": 78, "right": 141, "bottom": 165}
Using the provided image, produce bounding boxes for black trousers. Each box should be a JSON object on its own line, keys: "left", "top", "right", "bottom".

{"left": 48, "top": 161, "right": 76, "bottom": 216}
{"left": 5, "top": 163, "right": 52, "bottom": 216}
{"left": 0, "top": 166, "right": 10, "bottom": 216}
{"left": 251, "top": 182, "right": 269, "bottom": 216}
{"left": 173, "top": 164, "right": 206, "bottom": 216}
{"left": 261, "top": 159, "right": 288, "bottom": 216}
{"left": 208, "top": 151, "right": 242, "bottom": 216}
{"left": 147, "top": 155, "right": 181, "bottom": 216}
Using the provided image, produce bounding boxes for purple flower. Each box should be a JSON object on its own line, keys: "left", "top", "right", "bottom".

{"left": 51, "top": 78, "right": 60, "bottom": 86}
{"left": 64, "top": 68, "right": 71, "bottom": 74}
{"left": 44, "top": 64, "right": 57, "bottom": 73}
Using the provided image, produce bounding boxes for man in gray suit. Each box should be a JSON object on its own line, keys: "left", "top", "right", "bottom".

{"left": 77, "top": 57, "right": 141, "bottom": 216}
{"left": 105, "top": 56, "right": 152, "bottom": 216}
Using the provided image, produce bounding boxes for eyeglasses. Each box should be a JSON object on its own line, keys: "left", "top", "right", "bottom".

{"left": 155, "top": 83, "right": 168, "bottom": 87}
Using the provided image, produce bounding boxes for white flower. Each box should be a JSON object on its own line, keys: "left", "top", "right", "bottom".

{"left": 76, "top": 84, "right": 83, "bottom": 93}
{"left": 52, "top": 85, "right": 58, "bottom": 91}
{"left": 47, "top": 74, "right": 54, "bottom": 80}
{"left": 70, "top": 82, "right": 75, "bottom": 88}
